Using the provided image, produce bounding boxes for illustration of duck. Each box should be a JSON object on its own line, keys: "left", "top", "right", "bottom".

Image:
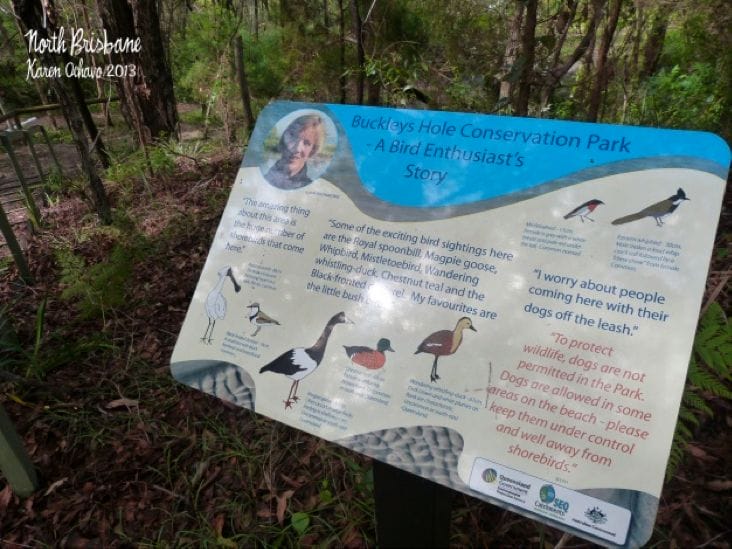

{"left": 415, "top": 317, "right": 476, "bottom": 383}
{"left": 247, "top": 302, "right": 281, "bottom": 336}
{"left": 201, "top": 266, "right": 241, "bottom": 344}
{"left": 344, "top": 338, "right": 395, "bottom": 370}
{"left": 259, "top": 312, "right": 352, "bottom": 408}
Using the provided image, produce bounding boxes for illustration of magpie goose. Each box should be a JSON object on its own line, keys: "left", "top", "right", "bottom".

{"left": 612, "top": 188, "right": 689, "bottom": 226}
{"left": 259, "top": 311, "right": 351, "bottom": 408}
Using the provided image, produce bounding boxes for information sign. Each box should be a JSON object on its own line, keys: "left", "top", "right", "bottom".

{"left": 171, "top": 101, "right": 730, "bottom": 547}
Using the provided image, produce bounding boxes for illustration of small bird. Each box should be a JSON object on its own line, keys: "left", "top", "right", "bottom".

{"left": 344, "top": 338, "right": 395, "bottom": 370}
{"left": 415, "top": 317, "right": 476, "bottom": 383}
{"left": 564, "top": 199, "right": 604, "bottom": 222}
{"left": 201, "top": 266, "right": 241, "bottom": 344}
{"left": 259, "top": 312, "right": 352, "bottom": 408}
{"left": 247, "top": 302, "right": 281, "bottom": 336}
{"left": 612, "top": 188, "right": 690, "bottom": 226}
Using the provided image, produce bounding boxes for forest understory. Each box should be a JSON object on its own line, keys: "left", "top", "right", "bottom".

{"left": 1, "top": 140, "right": 730, "bottom": 547}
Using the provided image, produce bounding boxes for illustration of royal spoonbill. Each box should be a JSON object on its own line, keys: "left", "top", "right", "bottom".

{"left": 259, "top": 311, "right": 352, "bottom": 408}
{"left": 201, "top": 266, "right": 241, "bottom": 344}
{"left": 415, "top": 317, "right": 476, "bottom": 382}
{"left": 344, "top": 338, "right": 395, "bottom": 370}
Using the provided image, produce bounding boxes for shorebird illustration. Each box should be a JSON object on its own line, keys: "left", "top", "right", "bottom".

{"left": 202, "top": 266, "right": 241, "bottom": 344}
{"left": 247, "top": 302, "right": 281, "bottom": 337}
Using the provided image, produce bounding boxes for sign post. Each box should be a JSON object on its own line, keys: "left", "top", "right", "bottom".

{"left": 172, "top": 101, "right": 729, "bottom": 547}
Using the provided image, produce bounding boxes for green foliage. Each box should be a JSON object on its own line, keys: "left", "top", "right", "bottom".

{"left": 634, "top": 63, "right": 724, "bottom": 131}
{"left": 666, "top": 303, "right": 732, "bottom": 479}
{"left": 54, "top": 224, "right": 149, "bottom": 320}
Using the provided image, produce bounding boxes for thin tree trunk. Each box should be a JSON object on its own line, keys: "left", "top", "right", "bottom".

{"left": 640, "top": 10, "right": 669, "bottom": 79}
{"left": 350, "top": 0, "right": 365, "bottom": 105}
{"left": 514, "top": 0, "right": 537, "bottom": 116}
{"left": 499, "top": 3, "right": 524, "bottom": 107}
{"left": 539, "top": 0, "right": 604, "bottom": 113}
{"left": 234, "top": 34, "right": 255, "bottom": 133}
{"left": 81, "top": 0, "right": 113, "bottom": 127}
{"left": 338, "top": 0, "right": 347, "bottom": 103}
{"left": 587, "top": 0, "right": 623, "bottom": 121}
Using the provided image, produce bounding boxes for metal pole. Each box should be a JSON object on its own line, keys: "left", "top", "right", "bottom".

{"left": 0, "top": 200, "right": 33, "bottom": 284}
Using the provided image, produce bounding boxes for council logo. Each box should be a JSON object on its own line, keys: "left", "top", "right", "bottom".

{"left": 539, "top": 484, "right": 555, "bottom": 503}
{"left": 481, "top": 468, "right": 498, "bottom": 483}
{"left": 585, "top": 506, "right": 608, "bottom": 525}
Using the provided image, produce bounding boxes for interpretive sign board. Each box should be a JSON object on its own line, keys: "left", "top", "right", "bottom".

{"left": 171, "top": 101, "right": 730, "bottom": 547}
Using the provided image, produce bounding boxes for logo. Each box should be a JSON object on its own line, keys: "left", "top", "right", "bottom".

{"left": 482, "top": 468, "right": 498, "bottom": 483}
{"left": 539, "top": 484, "right": 555, "bottom": 503}
{"left": 585, "top": 506, "right": 608, "bottom": 525}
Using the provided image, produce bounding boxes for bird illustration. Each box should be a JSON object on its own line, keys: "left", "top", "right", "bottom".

{"left": 415, "top": 317, "right": 476, "bottom": 383}
{"left": 612, "top": 188, "right": 689, "bottom": 226}
{"left": 247, "top": 302, "right": 281, "bottom": 337}
{"left": 259, "top": 312, "right": 351, "bottom": 408}
{"left": 202, "top": 266, "right": 241, "bottom": 344}
{"left": 344, "top": 338, "right": 395, "bottom": 370}
{"left": 564, "top": 199, "right": 604, "bottom": 222}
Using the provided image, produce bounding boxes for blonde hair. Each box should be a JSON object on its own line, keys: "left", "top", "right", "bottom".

{"left": 279, "top": 114, "right": 325, "bottom": 156}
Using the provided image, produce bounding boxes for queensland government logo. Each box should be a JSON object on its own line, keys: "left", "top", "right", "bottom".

{"left": 585, "top": 506, "right": 608, "bottom": 525}
{"left": 481, "top": 468, "right": 498, "bottom": 483}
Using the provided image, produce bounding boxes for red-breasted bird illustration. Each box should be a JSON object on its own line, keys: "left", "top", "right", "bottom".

{"left": 344, "top": 338, "right": 395, "bottom": 370}
{"left": 259, "top": 312, "right": 352, "bottom": 408}
{"left": 415, "top": 317, "right": 476, "bottom": 383}
{"left": 612, "top": 188, "right": 689, "bottom": 226}
{"left": 564, "top": 199, "right": 604, "bottom": 222}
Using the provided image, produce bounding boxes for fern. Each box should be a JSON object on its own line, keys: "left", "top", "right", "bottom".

{"left": 666, "top": 302, "right": 732, "bottom": 480}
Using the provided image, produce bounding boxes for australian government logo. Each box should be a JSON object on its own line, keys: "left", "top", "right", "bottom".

{"left": 534, "top": 484, "right": 570, "bottom": 518}
{"left": 584, "top": 506, "right": 608, "bottom": 525}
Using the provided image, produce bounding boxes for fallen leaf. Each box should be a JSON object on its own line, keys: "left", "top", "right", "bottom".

{"left": 706, "top": 479, "right": 732, "bottom": 492}
{"left": 0, "top": 485, "right": 14, "bottom": 512}
{"left": 276, "top": 489, "right": 294, "bottom": 525}
{"left": 105, "top": 398, "right": 139, "bottom": 410}
{"left": 44, "top": 477, "right": 68, "bottom": 496}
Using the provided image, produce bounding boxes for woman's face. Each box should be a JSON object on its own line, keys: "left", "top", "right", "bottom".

{"left": 285, "top": 126, "right": 318, "bottom": 176}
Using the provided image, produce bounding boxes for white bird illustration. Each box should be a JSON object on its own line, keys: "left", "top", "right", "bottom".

{"left": 202, "top": 266, "right": 241, "bottom": 344}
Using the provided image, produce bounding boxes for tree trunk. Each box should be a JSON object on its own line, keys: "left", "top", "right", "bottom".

{"left": 640, "top": 10, "right": 669, "bottom": 79}
{"left": 96, "top": 0, "right": 179, "bottom": 145}
{"left": 514, "top": 0, "right": 537, "bottom": 116}
{"left": 350, "top": 0, "right": 365, "bottom": 105}
{"left": 338, "top": 0, "right": 347, "bottom": 103}
{"left": 234, "top": 34, "right": 255, "bottom": 134}
{"left": 587, "top": 0, "right": 623, "bottom": 121}
{"left": 499, "top": 3, "right": 525, "bottom": 107}
{"left": 12, "top": 0, "right": 112, "bottom": 224}
{"left": 539, "top": 0, "right": 604, "bottom": 114}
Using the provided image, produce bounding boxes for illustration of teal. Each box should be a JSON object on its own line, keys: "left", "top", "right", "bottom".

{"left": 612, "top": 188, "right": 689, "bottom": 226}
{"left": 415, "top": 317, "right": 476, "bottom": 382}
{"left": 344, "top": 338, "right": 395, "bottom": 370}
{"left": 201, "top": 266, "right": 241, "bottom": 344}
{"left": 564, "top": 199, "right": 604, "bottom": 222}
{"left": 259, "top": 312, "right": 351, "bottom": 408}
{"left": 247, "top": 302, "right": 281, "bottom": 337}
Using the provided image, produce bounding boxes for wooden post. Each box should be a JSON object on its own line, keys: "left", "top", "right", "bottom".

{"left": 373, "top": 461, "right": 452, "bottom": 547}
{"left": 38, "top": 126, "right": 63, "bottom": 175}
{"left": 0, "top": 134, "right": 42, "bottom": 229}
{"left": 0, "top": 200, "right": 33, "bottom": 284}
{"left": 0, "top": 404, "right": 38, "bottom": 497}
